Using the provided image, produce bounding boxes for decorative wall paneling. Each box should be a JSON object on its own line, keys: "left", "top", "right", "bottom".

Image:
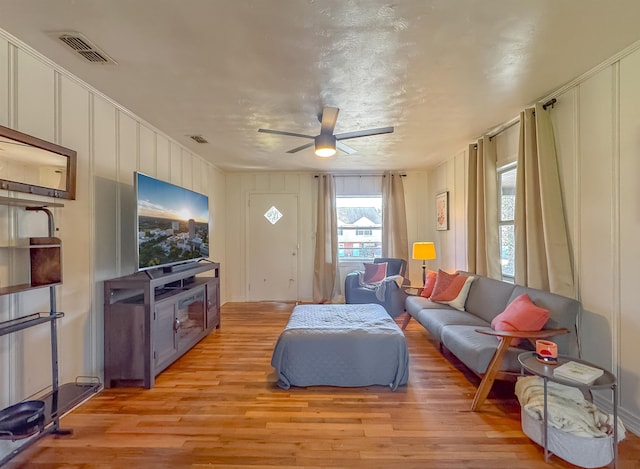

{"left": 549, "top": 53, "right": 640, "bottom": 433}
{"left": 58, "top": 75, "right": 92, "bottom": 387}
{"left": 0, "top": 29, "right": 226, "bottom": 457}
{"left": 12, "top": 49, "right": 57, "bottom": 400}
{"left": 431, "top": 44, "right": 640, "bottom": 435}
{"left": 401, "top": 171, "right": 429, "bottom": 286}
{"left": 0, "top": 38, "right": 8, "bottom": 127}
{"left": 224, "top": 171, "right": 437, "bottom": 302}
{"left": 618, "top": 45, "right": 640, "bottom": 435}
{"left": 428, "top": 149, "right": 468, "bottom": 274}
{"left": 224, "top": 172, "right": 314, "bottom": 302}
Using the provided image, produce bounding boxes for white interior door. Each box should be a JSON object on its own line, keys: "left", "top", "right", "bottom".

{"left": 248, "top": 193, "right": 298, "bottom": 301}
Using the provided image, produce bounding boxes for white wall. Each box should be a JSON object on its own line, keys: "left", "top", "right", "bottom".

{"left": 224, "top": 171, "right": 434, "bottom": 302}
{"left": 430, "top": 44, "right": 640, "bottom": 434}
{"left": 224, "top": 172, "right": 315, "bottom": 302}
{"left": 0, "top": 29, "right": 226, "bottom": 433}
{"left": 550, "top": 43, "right": 640, "bottom": 433}
{"left": 427, "top": 149, "right": 468, "bottom": 273}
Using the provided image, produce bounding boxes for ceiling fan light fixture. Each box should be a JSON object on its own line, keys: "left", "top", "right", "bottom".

{"left": 314, "top": 134, "right": 336, "bottom": 157}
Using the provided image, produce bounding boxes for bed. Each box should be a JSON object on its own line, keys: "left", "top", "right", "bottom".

{"left": 270, "top": 303, "right": 409, "bottom": 390}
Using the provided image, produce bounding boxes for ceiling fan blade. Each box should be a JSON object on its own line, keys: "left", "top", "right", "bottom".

{"left": 320, "top": 107, "right": 339, "bottom": 135}
{"left": 286, "top": 142, "right": 315, "bottom": 153}
{"left": 258, "top": 128, "right": 315, "bottom": 139}
{"left": 336, "top": 141, "right": 357, "bottom": 155}
{"left": 335, "top": 126, "right": 394, "bottom": 141}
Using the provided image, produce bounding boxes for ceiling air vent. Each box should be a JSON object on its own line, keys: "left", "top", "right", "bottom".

{"left": 189, "top": 135, "right": 208, "bottom": 144}
{"left": 56, "top": 32, "right": 117, "bottom": 64}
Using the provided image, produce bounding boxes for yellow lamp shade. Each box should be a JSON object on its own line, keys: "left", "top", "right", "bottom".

{"left": 412, "top": 242, "right": 436, "bottom": 260}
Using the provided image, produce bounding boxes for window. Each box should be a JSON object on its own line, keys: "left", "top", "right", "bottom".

{"left": 499, "top": 164, "right": 516, "bottom": 282}
{"left": 336, "top": 196, "right": 382, "bottom": 260}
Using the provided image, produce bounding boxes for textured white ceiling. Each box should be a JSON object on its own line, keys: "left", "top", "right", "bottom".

{"left": 1, "top": 0, "right": 640, "bottom": 172}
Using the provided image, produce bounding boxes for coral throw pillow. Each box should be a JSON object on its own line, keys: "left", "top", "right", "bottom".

{"left": 491, "top": 293, "right": 550, "bottom": 339}
{"left": 420, "top": 270, "right": 438, "bottom": 298}
{"left": 430, "top": 270, "right": 474, "bottom": 311}
{"left": 363, "top": 262, "right": 387, "bottom": 284}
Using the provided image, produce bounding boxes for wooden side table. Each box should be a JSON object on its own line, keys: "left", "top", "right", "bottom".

{"left": 518, "top": 352, "right": 618, "bottom": 467}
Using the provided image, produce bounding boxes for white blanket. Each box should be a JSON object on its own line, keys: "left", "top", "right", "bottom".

{"left": 515, "top": 375, "right": 625, "bottom": 441}
{"left": 357, "top": 272, "right": 404, "bottom": 301}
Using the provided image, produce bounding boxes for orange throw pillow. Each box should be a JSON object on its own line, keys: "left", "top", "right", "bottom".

{"left": 420, "top": 270, "right": 438, "bottom": 298}
{"left": 430, "top": 270, "right": 474, "bottom": 310}
{"left": 430, "top": 270, "right": 466, "bottom": 302}
{"left": 363, "top": 262, "right": 387, "bottom": 284}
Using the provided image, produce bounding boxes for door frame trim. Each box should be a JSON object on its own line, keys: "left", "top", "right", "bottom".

{"left": 245, "top": 191, "right": 300, "bottom": 301}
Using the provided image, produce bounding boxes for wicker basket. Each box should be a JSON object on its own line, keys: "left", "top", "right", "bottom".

{"left": 521, "top": 408, "right": 614, "bottom": 468}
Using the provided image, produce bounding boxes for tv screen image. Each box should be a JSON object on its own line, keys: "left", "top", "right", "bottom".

{"left": 135, "top": 172, "right": 209, "bottom": 271}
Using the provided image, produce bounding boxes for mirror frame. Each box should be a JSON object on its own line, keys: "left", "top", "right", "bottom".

{"left": 0, "top": 124, "right": 77, "bottom": 200}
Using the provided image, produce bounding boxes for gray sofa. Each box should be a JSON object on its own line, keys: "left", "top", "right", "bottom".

{"left": 404, "top": 273, "right": 581, "bottom": 409}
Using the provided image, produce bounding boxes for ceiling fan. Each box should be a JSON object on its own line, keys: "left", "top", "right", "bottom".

{"left": 258, "top": 107, "right": 394, "bottom": 157}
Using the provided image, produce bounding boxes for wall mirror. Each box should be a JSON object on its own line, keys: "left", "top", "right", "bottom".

{"left": 0, "top": 124, "right": 77, "bottom": 200}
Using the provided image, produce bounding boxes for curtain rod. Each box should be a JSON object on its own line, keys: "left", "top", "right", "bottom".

{"left": 487, "top": 117, "right": 520, "bottom": 140}
{"left": 314, "top": 173, "right": 406, "bottom": 178}
{"left": 485, "top": 98, "right": 558, "bottom": 141}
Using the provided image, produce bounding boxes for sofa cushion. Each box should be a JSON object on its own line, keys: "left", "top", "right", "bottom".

{"left": 464, "top": 275, "right": 516, "bottom": 323}
{"left": 413, "top": 308, "right": 488, "bottom": 342}
{"left": 420, "top": 270, "right": 438, "bottom": 298}
{"left": 405, "top": 295, "right": 445, "bottom": 316}
{"left": 441, "top": 325, "right": 529, "bottom": 375}
{"left": 363, "top": 262, "right": 387, "bottom": 284}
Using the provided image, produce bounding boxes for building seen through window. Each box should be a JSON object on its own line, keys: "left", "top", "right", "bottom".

{"left": 499, "top": 165, "right": 516, "bottom": 282}
{"left": 336, "top": 196, "right": 382, "bottom": 259}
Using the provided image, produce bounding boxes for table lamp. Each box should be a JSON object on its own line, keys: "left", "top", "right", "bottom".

{"left": 412, "top": 242, "right": 436, "bottom": 285}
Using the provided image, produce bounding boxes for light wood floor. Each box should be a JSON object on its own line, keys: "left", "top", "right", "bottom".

{"left": 8, "top": 302, "right": 640, "bottom": 468}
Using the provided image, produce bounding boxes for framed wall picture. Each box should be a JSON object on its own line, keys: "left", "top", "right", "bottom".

{"left": 436, "top": 191, "right": 449, "bottom": 231}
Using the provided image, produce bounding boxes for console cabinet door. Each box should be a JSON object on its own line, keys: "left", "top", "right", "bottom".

{"left": 175, "top": 287, "right": 206, "bottom": 352}
{"left": 154, "top": 301, "right": 177, "bottom": 370}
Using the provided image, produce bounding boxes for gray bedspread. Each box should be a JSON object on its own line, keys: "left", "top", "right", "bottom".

{"left": 271, "top": 303, "right": 409, "bottom": 390}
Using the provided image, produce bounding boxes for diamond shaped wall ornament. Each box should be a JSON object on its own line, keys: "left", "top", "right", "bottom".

{"left": 264, "top": 206, "right": 283, "bottom": 225}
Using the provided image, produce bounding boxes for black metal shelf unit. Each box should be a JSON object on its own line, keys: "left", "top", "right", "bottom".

{"left": 0, "top": 198, "right": 101, "bottom": 466}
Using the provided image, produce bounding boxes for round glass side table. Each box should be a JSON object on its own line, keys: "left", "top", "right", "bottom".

{"left": 517, "top": 352, "right": 618, "bottom": 467}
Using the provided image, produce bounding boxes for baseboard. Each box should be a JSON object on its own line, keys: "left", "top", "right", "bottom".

{"left": 593, "top": 393, "right": 640, "bottom": 437}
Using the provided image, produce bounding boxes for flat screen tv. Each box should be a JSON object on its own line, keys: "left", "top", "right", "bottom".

{"left": 134, "top": 172, "right": 209, "bottom": 272}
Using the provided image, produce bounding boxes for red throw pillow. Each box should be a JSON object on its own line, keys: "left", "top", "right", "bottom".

{"left": 363, "top": 262, "right": 387, "bottom": 284}
{"left": 491, "top": 293, "right": 550, "bottom": 344}
{"left": 420, "top": 270, "right": 438, "bottom": 298}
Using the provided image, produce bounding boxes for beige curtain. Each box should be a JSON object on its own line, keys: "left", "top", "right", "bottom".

{"left": 515, "top": 104, "right": 574, "bottom": 297}
{"left": 467, "top": 137, "right": 501, "bottom": 278}
{"left": 313, "top": 174, "right": 339, "bottom": 303}
{"left": 382, "top": 172, "right": 409, "bottom": 267}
